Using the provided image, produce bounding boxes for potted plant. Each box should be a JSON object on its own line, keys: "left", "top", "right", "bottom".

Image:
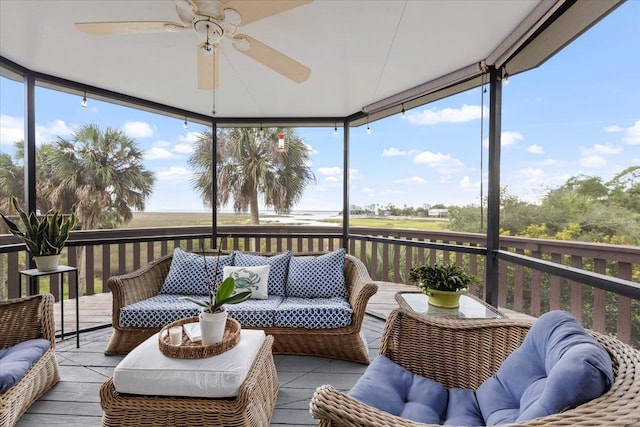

{"left": 1, "top": 196, "right": 77, "bottom": 272}
{"left": 182, "top": 245, "right": 251, "bottom": 345}
{"left": 409, "top": 262, "right": 478, "bottom": 308}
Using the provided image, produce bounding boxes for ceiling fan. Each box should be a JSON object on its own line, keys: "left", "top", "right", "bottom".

{"left": 75, "top": 0, "right": 312, "bottom": 90}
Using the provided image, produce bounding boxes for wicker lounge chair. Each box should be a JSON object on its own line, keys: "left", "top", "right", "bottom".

{"left": 310, "top": 308, "right": 640, "bottom": 426}
{"left": 105, "top": 252, "right": 378, "bottom": 364}
{"left": 0, "top": 294, "right": 60, "bottom": 427}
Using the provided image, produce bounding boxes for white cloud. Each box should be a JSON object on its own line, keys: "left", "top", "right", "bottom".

{"left": 155, "top": 166, "right": 192, "bottom": 182}
{"left": 37, "top": 120, "right": 74, "bottom": 143}
{"left": 173, "top": 143, "right": 194, "bottom": 154}
{"left": 580, "top": 155, "right": 606, "bottom": 168}
{"left": 459, "top": 176, "right": 480, "bottom": 190}
{"left": 0, "top": 114, "right": 23, "bottom": 145}
{"left": 482, "top": 131, "right": 523, "bottom": 148}
{"left": 413, "top": 151, "right": 464, "bottom": 175}
{"left": 623, "top": 120, "right": 640, "bottom": 145}
{"left": 317, "top": 166, "right": 341, "bottom": 176}
{"left": 382, "top": 147, "right": 407, "bottom": 156}
{"left": 154, "top": 140, "right": 171, "bottom": 147}
{"left": 393, "top": 176, "right": 428, "bottom": 185}
{"left": 123, "top": 121, "right": 154, "bottom": 138}
{"left": 527, "top": 144, "right": 544, "bottom": 154}
{"left": 324, "top": 176, "right": 339, "bottom": 183}
{"left": 349, "top": 168, "right": 362, "bottom": 179}
{"left": 146, "top": 147, "right": 175, "bottom": 160}
{"left": 536, "top": 159, "right": 557, "bottom": 167}
{"left": 407, "top": 104, "right": 487, "bottom": 125}
{"left": 362, "top": 187, "right": 375, "bottom": 194}
{"left": 604, "top": 125, "right": 623, "bottom": 133}
{"left": 179, "top": 132, "right": 200, "bottom": 143}
{"left": 502, "top": 131, "right": 524, "bottom": 147}
{"left": 305, "top": 143, "right": 318, "bottom": 154}
{"left": 581, "top": 143, "right": 622, "bottom": 156}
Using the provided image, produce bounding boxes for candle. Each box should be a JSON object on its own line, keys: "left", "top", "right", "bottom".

{"left": 169, "top": 326, "right": 182, "bottom": 345}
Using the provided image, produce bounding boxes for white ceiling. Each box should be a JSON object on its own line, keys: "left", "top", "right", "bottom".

{"left": 0, "top": 0, "right": 622, "bottom": 123}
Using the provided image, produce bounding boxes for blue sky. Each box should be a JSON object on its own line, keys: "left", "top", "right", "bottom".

{"left": 1, "top": 2, "right": 639, "bottom": 213}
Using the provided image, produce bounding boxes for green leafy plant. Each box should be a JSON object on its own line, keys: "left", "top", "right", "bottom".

{"left": 1, "top": 196, "right": 76, "bottom": 256}
{"left": 409, "top": 262, "right": 478, "bottom": 293}
{"left": 181, "top": 243, "right": 251, "bottom": 313}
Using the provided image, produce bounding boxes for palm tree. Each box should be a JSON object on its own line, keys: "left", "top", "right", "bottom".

{"left": 44, "top": 123, "right": 155, "bottom": 293}
{"left": 189, "top": 127, "right": 315, "bottom": 225}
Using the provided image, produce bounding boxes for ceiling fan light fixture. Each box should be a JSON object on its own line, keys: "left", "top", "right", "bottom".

{"left": 232, "top": 36, "right": 250, "bottom": 51}
{"left": 223, "top": 8, "right": 242, "bottom": 26}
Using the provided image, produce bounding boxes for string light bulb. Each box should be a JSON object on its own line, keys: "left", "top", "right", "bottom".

{"left": 183, "top": 117, "right": 188, "bottom": 129}
{"left": 334, "top": 123, "right": 338, "bottom": 135}
{"left": 401, "top": 104, "right": 406, "bottom": 119}
{"left": 81, "top": 91, "right": 87, "bottom": 108}
{"left": 366, "top": 116, "right": 371, "bottom": 134}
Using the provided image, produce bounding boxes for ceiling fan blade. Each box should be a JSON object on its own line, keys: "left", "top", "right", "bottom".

{"left": 75, "top": 21, "right": 185, "bottom": 35}
{"left": 233, "top": 35, "right": 310, "bottom": 83}
{"left": 197, "top": 43, "right": 219, "bottom": 90}
{"left": 223, "top": 0, "right": 312, "bottom": 26}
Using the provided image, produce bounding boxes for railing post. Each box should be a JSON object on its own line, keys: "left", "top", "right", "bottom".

{"left": 485, "top": 65, "right": 502, "bottom": 307}
{"left": 342, "top": 119, "right": 350, "bottom": 250}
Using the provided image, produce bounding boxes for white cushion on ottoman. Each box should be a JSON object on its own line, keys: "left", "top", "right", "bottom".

{"left": 113, "top": 328, "right": 266, "bottom": 398}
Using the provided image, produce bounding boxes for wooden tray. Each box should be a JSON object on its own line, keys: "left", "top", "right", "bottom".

{"left": 158, "top": 316, "right": 240, "bottom": 359}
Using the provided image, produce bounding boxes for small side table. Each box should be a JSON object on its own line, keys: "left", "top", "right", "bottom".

{"left": 19, "top": 265, "right": 80, "bottom": 348}
{"left": 395, "top": 291, "right": 505, "bottom": 319}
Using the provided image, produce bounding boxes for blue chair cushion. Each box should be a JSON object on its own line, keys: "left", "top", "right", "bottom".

{"left": 234, "top": 250, "right": 292, "bottom": 296}
{"left": 286, "top": 249, "right": 347, "bottom": 298}
{"left": 160, "top": 248, "right": 234, "bottom": 295}
{"left": 476, "top": 310, "right": 613, "bottom": 425}
{"left": 445, "top": 388, "right": 484, "bottom": 427}
{"left": 275, "top": 297, "right": 352, "bottom": 328}
{"left": 0, "top": 338, "right": 50, "bottom": 393}
{"left": 348, "top": 355, "right": 448, "bottom": 424}
{"left": 225, "top": 295, "right": 283, "bottom": 328}
{"left": 120, "top": 294, "right": 202, "bottom": 327}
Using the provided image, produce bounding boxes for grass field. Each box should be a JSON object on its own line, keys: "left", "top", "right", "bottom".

{"left": 122, "top": 212, "right": 451, "bottom": 231}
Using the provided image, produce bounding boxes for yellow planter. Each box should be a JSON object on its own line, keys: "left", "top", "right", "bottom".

{"left": 424, "top": 288, "right": 467, "bottom": 308}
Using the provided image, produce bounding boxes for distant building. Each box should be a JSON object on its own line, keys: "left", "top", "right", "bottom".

{"left": 428, "top": 208, "right": 448, "bottom": 218}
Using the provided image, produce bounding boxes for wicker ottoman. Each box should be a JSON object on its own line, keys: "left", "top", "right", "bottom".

{"left": 100, "top": 335, "right": 278, "bottom": 427}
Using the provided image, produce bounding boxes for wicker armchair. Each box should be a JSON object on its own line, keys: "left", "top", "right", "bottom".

{"left": 105, "top": 252, "right": 378, "bottom": 364}
{"left": 310, "top": 308, "right": 640, "bottom": 427}
{"left": 0, "top": 294, "right": 60, "bottom": 427}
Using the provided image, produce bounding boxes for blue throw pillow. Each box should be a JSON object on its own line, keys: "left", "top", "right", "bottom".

{"left": 160, "top": 248, "right": 234, "bottom": 295}
{"left": 286, "top": 249, "right": 347, "bottom": 298}
{"left": 234, "top": 250, "right": 292, "bottom": 296}
{"left": 476, "top": 310, "right": 613, "bottom": 425}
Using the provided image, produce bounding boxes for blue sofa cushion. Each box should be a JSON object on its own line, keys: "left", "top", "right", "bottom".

{"left": 120, "top": 294, "right": 202, "bottom": 327}
{"left": 445, "top": 388, "right": 484, "bottom": 427}
{"left": 275, "top": 297, "right": 352, "bottom": 328}
{"left": 0, "top": 338, "right": 50, "bottom": 393}
{"left": 348, "top": 355, "right": 448, "bottom": 424}
{"left": 234, "top": 250, "right": 292, "bottom": 296}
{"left": 160, "top": 248, "right": 234, "bottom": 295}
{"left": 226, "top": 295, "right": 283, "bottom": 328}
{"left": 286, "top": 249, "right": 347, "bottom": 298}
{"left": 476, "top": 310, "right": 613, "bottom": 425}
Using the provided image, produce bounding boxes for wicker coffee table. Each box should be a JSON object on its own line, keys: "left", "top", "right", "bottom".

{"left": 100, "top": 334, "right": 278, "bottom": 427}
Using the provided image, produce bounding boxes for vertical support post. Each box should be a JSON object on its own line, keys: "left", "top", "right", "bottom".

{"left": 211, "top": 120, "right": 218, "bottom": 249}
{"left": 24, "top": 73, "right": 37, "bottom": 276}
{"left": 342, "top": 119, "right": 350, "bottom": 249}
{"left": 485, "top": 66, "right": 502, "bottom": 308}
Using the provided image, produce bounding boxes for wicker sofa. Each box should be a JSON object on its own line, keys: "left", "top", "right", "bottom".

{"left": 310, "top": 308, "right": 640, "bottom": 426}
{"left": 105, "top": 250, "right": 378, "bottom": 364}
{"left": 0, "top": 294, "right": 60, "bottom": 427}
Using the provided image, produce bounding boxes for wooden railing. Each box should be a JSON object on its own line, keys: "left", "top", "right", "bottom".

{"left": 1, "top": 225, "right": 638, "bottom": 347}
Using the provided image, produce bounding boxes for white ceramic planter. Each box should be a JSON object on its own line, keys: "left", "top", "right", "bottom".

{"left": 33, "top": 254, "right": 61, "bottom": 272}
{"left": 199, "top": 306, "right": 227, "bottom": 345}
